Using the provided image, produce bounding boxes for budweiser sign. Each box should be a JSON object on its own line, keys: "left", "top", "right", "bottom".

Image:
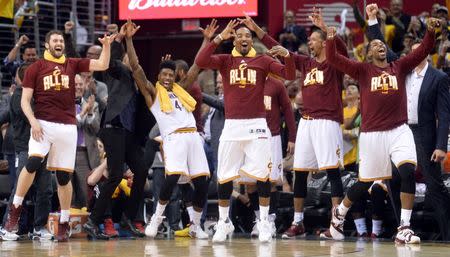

{"left": 119, "top": 0, "right": 258, "bottom": 20}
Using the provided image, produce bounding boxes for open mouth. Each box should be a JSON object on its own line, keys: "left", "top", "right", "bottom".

{"left": 163, "top": 81, "right": 171, "bottom": 87}
{"left": 241, "top": 42, "right": 249, "bottom": 48}
{"left": 54, "top": 46, "right": 63, "bottom": 53}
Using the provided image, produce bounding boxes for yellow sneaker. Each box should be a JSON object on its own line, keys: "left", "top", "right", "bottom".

{"left": 174, "top": 225, "right": 190, "bottom": 237}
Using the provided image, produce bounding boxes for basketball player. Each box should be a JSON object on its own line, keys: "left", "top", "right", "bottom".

{"left": 2, "top": 30, "right": 114, "bottom": 242}
{"left": 240, "top": 10, "right": 347, "bottom": 238}
{"left": 195, "top": 20, "right": 296, "bottom": 243}
{"left": 325, "top": 7, "right": 440, "bottom": 243}
{"left": 123, "top": 20, "right": 212, "bottom": 239}
{"left": 244, "top": 73, "right": 297, "bottom": 237}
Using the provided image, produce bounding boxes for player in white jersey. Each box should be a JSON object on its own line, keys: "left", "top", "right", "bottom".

{"left": 124, "top": 20, "right": 215, "bottom": 239}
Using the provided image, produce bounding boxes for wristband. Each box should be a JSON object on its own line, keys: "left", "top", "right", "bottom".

{"left": 218, "top": 34, "right": 224, "bottom": 41}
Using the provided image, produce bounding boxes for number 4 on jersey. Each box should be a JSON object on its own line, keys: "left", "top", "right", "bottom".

{"left": 175, "top": 100, "right": 182, "bottom": 111}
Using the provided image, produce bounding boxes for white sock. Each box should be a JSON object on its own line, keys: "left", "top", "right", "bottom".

{"left": 155, "top": 202, "right": 167, "bottom": 217}
{"left": 294, "top": 212, "right": 304, "bottom": 223}
{"left": 400, "top": 209, "right": 412, "bottom": 227}
{"left": 337, "top": 203, "right": 350, "bottom": 217}
{"left": 60, "top": 210, "right": 70, "bottom": 223}
{"left": 353, "top": 218, "right": 367, "bottom": 235}
{"left": 259, "top": 205, "right": 269, "bottom": 221}
{"left": 187, "top": 206, "right": 194, "bottom": 222}
{"left": 12, "top": 195, "right": 24, "bottom": 207}
{"left": 372, "top": 219, "right": 383, "bottom": 236}
{"left": 254, "top": 210, "right": 260, "bottom": 220}
{"left": 219, "top": 206, "right": 229, "bottom": 221}
{"left": 192, "top": 210, "right": 202, "bottom": 225}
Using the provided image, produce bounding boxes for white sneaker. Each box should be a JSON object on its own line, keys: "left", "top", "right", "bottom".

{"left": 257, "top": 219, "right": 273, "bottom": 243}
{"left": 212, "top": 219, "right": 234, "bottom": 243}
{"left": 395, "top": 226, "right": 420, "bottom": 244}
{"left": 250, "top": 221, "right": 259, "bottom": 237}
{"left": 189, "top": 224, "right": 209, "bottom": 239}
{"left": 329, "top": 207, "right": 345, "bottom": 240}
{"left": 31, "top": 227, "right": 54, "bottom": 241}
{"left": 268, "top": 214, "right": 277, "bottom": 237}
{"left": 0, "top": 228, "right": 19, "bottom": 241}
{"left": 145, "top": 215, "right": 165, "bottom": 238}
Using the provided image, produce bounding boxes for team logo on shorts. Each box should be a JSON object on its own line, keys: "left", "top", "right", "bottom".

{"left": 336, "top": 145, "right": 341, "bottom": 158}
{"left": 268, "top": 162, "right": 273, "bottom": 169}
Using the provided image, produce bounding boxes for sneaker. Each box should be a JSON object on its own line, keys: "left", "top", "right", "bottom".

{"left": 257, "top": 219, "right": 272, "bottom": 243}
{"left": 268, "top": 214, "right": 277, "bottom": 237}
{"left": 329, "top": 207, "right": 345, "bottom": 240}
{"left": 133, "top": 221, "right": 145, "bottom": 234}
{"left": 4, "top": 205, "right": 23, "bottom": 233}
{"left": 145, "top": 215, "right": 164, "bottom": 238}
{"left": 31, "top": 227, "right": 54, "bottom": 241}
{"left": 103, "top": 218, "right": 119, "bottom": 238}
{"left": 395, "top": 226, "right": 420, "bottom": 244}
{"left": 371, "top": 232, "right": 382, "bottom": 239}
{"left": 0, "top": 228, "right": 19, "bottom": 241}
{"left": 319, "top": 229, "right": 333, "bottom": 239}
{"left": 282, "top": 221, "right": 305, "bottom": 239}
{"left": 189, "top": 223, "right": 209, "bottom": 239}
{"left": 175, "top": 225, "right": 190, "bottom": 237}
{"left": 250, "top": 221, "right": 259, "bottom": 237}
{"left": 55, "top": 223, "right": 70, "bottom": 242}
{"left": 212, "top": 219, "right": 234, "bottom": 243}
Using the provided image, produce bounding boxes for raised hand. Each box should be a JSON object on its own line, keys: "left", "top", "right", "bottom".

{"left": 18, "top": 35, "right": 29, "bottom": 46}
{"left": 124, "top": 19, "right": 141, "bottom": 38}
{"left": 218, "top": 19, "right": 240, "bottom": 40}
{"left": 199, "top": 19, "right": 219, "bottom": 40}
{"left": 327, "top": 26, "right": 337, "bottom": 39}
{"left": 238, "top": 13, "right": 258, "bottom": 31}
{"left": 161, "top": 54, "right": 172, "bottom": 62}
{"left": 427, "top": 17, "right": 441, "bottom": 31}
{"left": 64, "top": 21, "right": 74, "bottom": 33}
{"left": 98, "top": 33, "right": 116, "bottom": 46}
{"left": 309, "top": 7, "right": 327, "bottom": 31}
{"left": 267, "top": 45, "right": 289, "bottom": 58}
{"left": 366, "top": 3, "right": 379, "bottom": 20}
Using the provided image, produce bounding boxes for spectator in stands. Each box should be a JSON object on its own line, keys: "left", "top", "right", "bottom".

{"left": 72, "top": 74, "right": 101, "bottom": 209}
{"left": 87, "top": 139, "right": 142, "bottom": 237}
{"left": 342, "top": 84, "right": 359, "bottom": 173}
{"left": 386, "top": 0, "right": 411, "bottom": 53}
{"left": 279, "top": 10, "right": 307, "bottom": 52}
{"left": 0, "top": 64, "right": 53, "bottom": 241}
{"left": 3, "top": 35, "right": 37, "bottom": 77}
{"left": 79, "top": 71, "right": 107, "bottom": 113}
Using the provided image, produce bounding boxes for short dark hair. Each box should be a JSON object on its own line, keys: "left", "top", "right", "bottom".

{"left": 175, "top": 59, "right": 189, "bottom": 73}
{"left": 311, "top": 28, "right": 326, "bottom": 41}
{"left": 235, "top": 25, "right": 254, "bottom": 37}
{"left": 45, "top": 30, "right": 64, "bottom": 43}
{"left": 22, "top": 43, "right": 36, "bottom": 50}
{"left": 159, "top": 60, "right": 177, "bottom": 72}
{"left": 17, "top": 63, "right": 31, "bottom": 81}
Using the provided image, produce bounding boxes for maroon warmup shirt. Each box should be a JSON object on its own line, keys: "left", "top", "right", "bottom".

{"left": 326, "top": 30, "right": 435, "bottom": 132}
{"left": 195, "top": 42, "right": 296, "bottom": 120}
{"left": 261, "top": 34, "right": 348, "bottom": 124}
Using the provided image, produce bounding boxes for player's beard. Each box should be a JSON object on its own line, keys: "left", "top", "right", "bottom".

{"left": 49, "top": 46, "right": 64, "bottom": 58}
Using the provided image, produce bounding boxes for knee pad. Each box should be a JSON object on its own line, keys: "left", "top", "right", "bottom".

{"left": 159, "top": 174, "right": 180, "bottom": 202}
{"left": 25, "top": 156, "right": 43, "bottom": 173}
{"left": 347, "top": 181, "right": 372, "bottom": 203}
{"left": 218, "top": 181, "right": 233, "bottom": 200}
{"left": 294, "top": 172, "right": 308, "bottom": 198}
{"left": 398, "top": 163, "right": 416, "bottom": 194}
{"left": 192, "top": 176, "right": 209, "bottom": 208}
{"left": 56, "top": 171, "right": 73, "bottom": 186}
{"left": 326, "top": 168, "right": 344, "bottom": 198}
{"left": 256, "top": 180, "right": 271, "bottom": 198}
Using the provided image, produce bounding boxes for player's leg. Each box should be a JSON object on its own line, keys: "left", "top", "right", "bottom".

{"left": 213, "top": 140, "right": 243, "bottom": 242}
{"left": 390, "top": 125, "right": 420, "bottom": 244}
{"left": 186, "top": 133, "right": 211, "bottom": 238}
{"left": 283, "top": 119, "right": 316, "bottom": 238}
{"left": 329, "top": 130, "right": 390, "bottom": 240}
{"left": 370, "top": 182, "right": 387, "bottom": 238}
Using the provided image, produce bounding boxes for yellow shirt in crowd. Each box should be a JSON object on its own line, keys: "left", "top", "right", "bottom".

{"left": 0, "top": 0, "right": 14, "bottom": 19}
{"left": 343, "top": 105, "right": 359, "bottom": 166}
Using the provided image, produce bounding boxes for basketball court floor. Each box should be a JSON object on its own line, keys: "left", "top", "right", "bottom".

{"left": 0, "top": 236, "right": 448, "bottom": 257}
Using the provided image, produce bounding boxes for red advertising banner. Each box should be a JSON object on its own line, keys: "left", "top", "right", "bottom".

{"left": 118, "top": 0, "right": 258, "bottom": 20}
